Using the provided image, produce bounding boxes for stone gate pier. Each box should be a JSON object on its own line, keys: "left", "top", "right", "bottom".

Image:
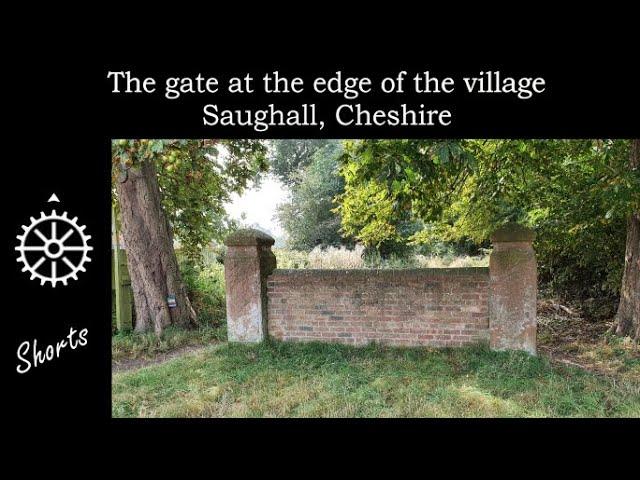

{"left": 488, "top": 223, "right": 537, "bottom": 354}
{"left": 223, "top": 229, "right": 276, "bottom": 342}
{"left": 224, "top": 223, "right": 537, "bottom": 354}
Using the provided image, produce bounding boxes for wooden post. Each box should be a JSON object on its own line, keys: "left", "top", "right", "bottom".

{"left": 114, "top": 249, "right": 133, "bottom": 332}
{"left": 113, "top": 205, "right": 133, "bottom": 332}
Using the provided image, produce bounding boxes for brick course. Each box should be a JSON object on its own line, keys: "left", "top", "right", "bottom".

{"left": 267, "top": 268, "right": 490, "bottom": 347}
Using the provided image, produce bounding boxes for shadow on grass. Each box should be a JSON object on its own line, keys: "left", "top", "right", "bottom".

{"left": 112, "top": 340, "right": 640, "bottom": 418}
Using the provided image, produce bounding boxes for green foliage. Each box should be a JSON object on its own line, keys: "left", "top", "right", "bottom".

{"left": 178, "top": 253, "right": 226, "bottom": 326}
{"left": 336, "top": 139, "right": 638, "bottom": 300}
{"left": 112, "top": 139, "right": 268, "bottom": 262}
{"left": 276, "top": 141, "right": 348, "bottom": 250}
{"left": 112, "top": 341, "right": 640, "bottom": 417}
{"left": 443, "top": 140, "right": 635, "bottom": 299}
{"left": 268, "top": 139, "right": 332, "bottom": 185}
{"left": 112, "top": 252, "right": 227, "bottom": 362}
{"left": 336, "top": 139, "right": 475, "bottom": 247}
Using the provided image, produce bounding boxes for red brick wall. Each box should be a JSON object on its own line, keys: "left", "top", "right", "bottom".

{"left": 267, "top": 268, "right": 490, "bottom": 347}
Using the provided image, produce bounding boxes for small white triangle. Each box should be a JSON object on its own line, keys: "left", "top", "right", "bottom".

{"left": 48, "top": 193, "right": 60, "bottom": 203}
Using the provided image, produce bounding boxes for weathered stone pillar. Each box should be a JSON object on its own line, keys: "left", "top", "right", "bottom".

{"left": 224, "top": 229, "right": 276, "bottom": 343}
{"left": 489, "top": 223, "right": 537, "bottom": 355}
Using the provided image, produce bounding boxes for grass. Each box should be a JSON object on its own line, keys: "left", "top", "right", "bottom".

{"left": 112, "top": 325, "right": 226, "bottom": 363}
{"left": 112, "top": 252, "right": 635, "bottom": 418}
{"left": 111, "top": 255, "right": 228, "bottom": 364}
{"left": 112, "top": 340, "right": 640, "bottom": 418}
{"left": 572, "top": 336, "right": 639, "bottom": 377}
{"left": 544, "top": 332, "right": 640, "bottom": 380}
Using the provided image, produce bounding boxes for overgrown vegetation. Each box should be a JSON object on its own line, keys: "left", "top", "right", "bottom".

{"left": 178, "top": 256, "right": 226, "bottom": 326}
{"left": 270, "top": 139, "right": 637, "bottom": 321}
{"left": 113, "top": 139, "right": 637, "bottom": 338}
{"left": 112, "top": 253, "right": 227, "bottom": 363}
{"left": 276, "top": 141, "right": 347, "bottom": 250}
{"left": 274, "top": 246, "right": 488, "bottom": 270}
{"left": 112, "top": 138, "right": 638, "bottom": 417}
{"left": 337, "top": 140, "right": 638, "bottom": 309}
{"left": 112, "top": 340, "right": 639, "bottom": 418}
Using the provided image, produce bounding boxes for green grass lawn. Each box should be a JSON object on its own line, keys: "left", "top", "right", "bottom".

{"left": 112, "top": 340, "right": 640, "bottom": 418}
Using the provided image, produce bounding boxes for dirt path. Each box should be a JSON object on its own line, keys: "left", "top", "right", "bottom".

{"left": 112, "top": 344, "right": 211, "bottom": 373}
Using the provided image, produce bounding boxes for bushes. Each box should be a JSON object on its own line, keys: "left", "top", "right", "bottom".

{"left": 334, "top": 139, "right": 635, "bottom": 312}
{"left": 179, "top": 254, "right": 226, "bottom": 327}
{"left": 275, "top": 246, "right": 366, "bottom": 269}
{"left": 310, "top": 245, "right": 366, "bottom": 269}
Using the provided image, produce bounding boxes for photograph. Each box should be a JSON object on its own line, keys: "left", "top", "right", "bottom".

{"left": 110, "top": 139, "right": 639, "bottom": 418}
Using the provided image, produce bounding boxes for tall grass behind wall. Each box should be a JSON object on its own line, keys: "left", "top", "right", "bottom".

{"left": 272, "top": 245, "right": 489, "bottom": 270}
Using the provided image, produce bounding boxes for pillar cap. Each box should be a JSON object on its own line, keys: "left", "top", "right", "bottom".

{"left": 491, "top": 222, "right": 535, "bottom": 243}
{"left": 225, "top": 228, "right": 275, "bottom": 247}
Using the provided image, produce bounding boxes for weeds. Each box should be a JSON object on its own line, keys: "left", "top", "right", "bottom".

{"left": 112, "top": 325, "right": 226, "bottom": 363}
{"left": 273, "top": 246, "right": 488, "bottom": 270}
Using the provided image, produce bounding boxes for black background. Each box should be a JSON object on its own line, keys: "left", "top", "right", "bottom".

{"left": 5, "top": 34, "right": 639, "bottom": 457}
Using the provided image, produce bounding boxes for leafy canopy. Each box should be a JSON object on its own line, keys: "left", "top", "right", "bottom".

{"left": 112, "top": 139, "right": 268, "bottom": 262}
{"left": 336, "top": 139, "right": 638, "bottom": 298}
{"left": 276, "top": 141, "right": 347, "bottom": 250}
{"left": 269, "top": 139, "right": 333, "bottom": 186}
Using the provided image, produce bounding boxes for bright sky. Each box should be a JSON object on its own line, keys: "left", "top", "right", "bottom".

{"left": 225, "top": 174, "right": 289, "bottom": 238}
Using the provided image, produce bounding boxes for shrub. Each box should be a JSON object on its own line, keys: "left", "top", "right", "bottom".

{"left": 179, "top": 255, "right": 226, "bottom": 327}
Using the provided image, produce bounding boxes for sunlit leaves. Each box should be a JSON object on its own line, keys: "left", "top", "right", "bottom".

{"left": 277, "top": 141, "right": 346, "bottom": 250}
{"left": 112, "top": 139, "right": 267, "bottom": 263}
{"left": 335, "top": 138, "right": 635, "bottom": 297}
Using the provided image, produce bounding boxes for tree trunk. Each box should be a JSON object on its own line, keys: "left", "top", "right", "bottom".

{"left": 611, "top": 139, "right": 639, "bottom": 341}
{"left": 115, "top": 159, "right": 197, "bottom": 336}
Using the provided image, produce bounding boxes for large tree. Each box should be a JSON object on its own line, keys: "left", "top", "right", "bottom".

{"left": 269, "top": 139, "right": 332, "bottom": 186}
{"left": 112, "top": 139, "right": 267, "bottom": 335}
{"left": 336, "top": 139, "right": 639, "bottom": 339}
{"left": 276, "top": 141, "right": 347, "bottom": 250}
{"left": 611, "top": 139, "right": 639, "bottom": 339}
{"left": 336, "top": 140, "right": 475, "bottom": 247}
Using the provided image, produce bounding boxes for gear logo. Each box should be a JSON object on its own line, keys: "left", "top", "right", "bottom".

{"left": 15, "top": 200, "right": 92, "bottom": 287}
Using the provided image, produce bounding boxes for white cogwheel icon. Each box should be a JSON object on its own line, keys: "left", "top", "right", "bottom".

{"left": 15, "top": 209, "right": 93, "bottom": 287}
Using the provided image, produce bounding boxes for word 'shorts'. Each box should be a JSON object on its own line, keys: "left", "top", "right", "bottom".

{"left": 224, "top": 223, "right": 537, "bottom": 355}
{"left": 16, "top": 326, "right": 88, "bottom": 374}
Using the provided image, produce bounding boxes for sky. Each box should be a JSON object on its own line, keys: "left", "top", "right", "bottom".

{"left": 225, "top": 174, "right": 289, "bottom": 238}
